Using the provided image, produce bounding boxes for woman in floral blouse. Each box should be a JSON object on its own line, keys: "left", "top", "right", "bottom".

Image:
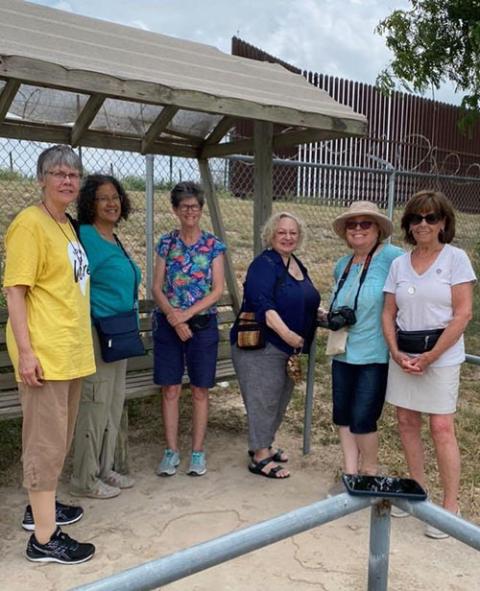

{"left": 152, "top": 182, "right": 225, "bottom": 477}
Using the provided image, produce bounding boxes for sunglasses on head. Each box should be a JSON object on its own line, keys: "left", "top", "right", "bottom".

{"left": 408, "top": 213, "right": 441, "bottom": 225}
{"left": 345, "top": 220, "right": 374, "bottom": 230}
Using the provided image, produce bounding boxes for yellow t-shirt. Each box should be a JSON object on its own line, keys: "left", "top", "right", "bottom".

{"left": 3, "top": 206, "right": 95, "bottom": 381}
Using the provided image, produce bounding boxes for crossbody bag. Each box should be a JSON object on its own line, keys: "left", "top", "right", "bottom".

{"left": 93, "top": 235, "right": 145, "bottom": 363}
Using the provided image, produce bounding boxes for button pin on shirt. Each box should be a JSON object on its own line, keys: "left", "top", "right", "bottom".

{"left": 407, "top": 286, "right": 416, "bottom": 295}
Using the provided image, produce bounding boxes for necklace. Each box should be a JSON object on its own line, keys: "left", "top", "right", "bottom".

{"left": 42, "top": 201, "right": 87, "bottom": 284}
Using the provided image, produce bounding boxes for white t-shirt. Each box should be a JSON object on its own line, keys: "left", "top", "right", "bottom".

{"left": 383, "top": 244, "right": 476, "bottom": 367}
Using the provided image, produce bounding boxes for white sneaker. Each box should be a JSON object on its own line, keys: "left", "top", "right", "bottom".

{"left": 425, "top": 510, "right": 461, "bottom": 539}
{"left": 103, "top": 470, "right": 135, "bottom": 489}
{"left": 391, "top": 507, "right": 410, "bottom": 518}
{"left": 70, "top": 479, "right": 121, "bottom": 499}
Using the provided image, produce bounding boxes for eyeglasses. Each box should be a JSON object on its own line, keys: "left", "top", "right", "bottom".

{"left": 96, "top": 195, "right": 121, "bottom": 204}
{"left": 178, "top": 204, "right": 201, "bottom": 212}
{"left": 408, "top": 213, "right": 441, "bottom": 225}
{"left": 345, "top": 220, "right": 374, "bottom": 230}
{"left": 47, "top": 171, "right": 81, "bottom": 182}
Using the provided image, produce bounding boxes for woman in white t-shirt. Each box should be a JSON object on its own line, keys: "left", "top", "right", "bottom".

{"left": 382, "top": 190, "right": 476, "bottom": 538}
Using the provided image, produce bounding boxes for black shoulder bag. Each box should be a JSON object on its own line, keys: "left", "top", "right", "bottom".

{"left": 93, "top": 236, "right": 146, "bottom": 363}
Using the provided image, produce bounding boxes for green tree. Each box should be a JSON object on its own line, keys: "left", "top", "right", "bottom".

{"left": 377, "top": 1, "right": 480, "bottom": 127}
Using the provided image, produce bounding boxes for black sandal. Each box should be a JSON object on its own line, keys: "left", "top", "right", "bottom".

{"left": 248, "top": 447, "right": 288, "bottom": 463}
{"left": 248, "top": 456, "right": 290, "bottom": 479}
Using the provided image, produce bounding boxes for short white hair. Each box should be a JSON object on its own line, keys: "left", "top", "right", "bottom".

{"left": 261, "top": 211, "right": 306, "bottom": 250}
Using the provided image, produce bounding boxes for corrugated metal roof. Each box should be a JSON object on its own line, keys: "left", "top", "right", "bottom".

{"left": 0, "top": 0, "right": 367, "bottom": 155}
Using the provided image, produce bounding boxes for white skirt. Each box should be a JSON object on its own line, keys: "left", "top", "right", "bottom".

{"left": 385, "top": 359, "right": 461, "bottom": 414}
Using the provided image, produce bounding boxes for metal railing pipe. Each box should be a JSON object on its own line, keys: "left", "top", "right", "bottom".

{"left": 71, "top": 494, "right": 373, "bottom": 591}
{"left": 466, "top": 354, "right": 480, "bottom": 365}
{"left": 368, "top": 502, "right": 391, "bottom": 591}
{"left": 392, "top": 500, "right": 480, "bottom": 550}
{"left": 303, "top": 332, "right": 317, "bottom": 454}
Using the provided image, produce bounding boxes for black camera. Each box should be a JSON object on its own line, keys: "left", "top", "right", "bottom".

{"left": 318, "top": 306, "right": 357, "bottom": 331}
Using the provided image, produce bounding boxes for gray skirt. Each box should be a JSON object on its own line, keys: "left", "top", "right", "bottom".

{"left": 231, "top": 342, "right": 294, "bottom": 450}
{"left": 385, "top": 358, "right": 461, "bottom": 414}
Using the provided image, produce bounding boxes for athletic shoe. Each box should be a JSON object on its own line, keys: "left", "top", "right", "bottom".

{"left": 425, "top": 510, "right": 461, "bottom": 539}
{"left": 26, "top": 527, "right": 95, "bottom": 564}
{"left": 391, "top": 507, "right": 410, "bottom": 518}
{"left": 70, "top": 479, "right": 121, "bottom": 499}
{"left": 22, "top": 500, "right": 84, "bottom": 532}
{"left": 156, "top": 449, "right": 181, "bottom": 476}
{"left": 187, "top": 451, "right": 207, "bottom": 476}
{"left": 103, "top": 470, "right": 135, "bottom": 489}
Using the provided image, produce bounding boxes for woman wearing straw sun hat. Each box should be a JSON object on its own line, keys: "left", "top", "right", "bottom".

{"left": 319, "top": 201, "right": 403, "bottom": 480}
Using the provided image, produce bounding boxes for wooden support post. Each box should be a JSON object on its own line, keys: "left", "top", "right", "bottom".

{"left": 198, "top": 158, "right": 241, "bottom": 313}
{"left": 253, "top": 121, "right": 273, "bottom": 256}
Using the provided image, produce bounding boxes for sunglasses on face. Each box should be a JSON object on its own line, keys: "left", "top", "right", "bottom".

{"left": 408, "top": 213, "right": 441, "bottom": 225}
{"left": 345, "top": 220, "right": 374, "bottom": 230}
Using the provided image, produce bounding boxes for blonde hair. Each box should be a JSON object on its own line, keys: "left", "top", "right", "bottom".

{"left": 261, "top": 211, "right": 306, "bottom": 250}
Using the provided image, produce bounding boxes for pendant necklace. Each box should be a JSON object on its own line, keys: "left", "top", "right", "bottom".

{"left": 42, "top": 201, "right": 86, "bottom": 278}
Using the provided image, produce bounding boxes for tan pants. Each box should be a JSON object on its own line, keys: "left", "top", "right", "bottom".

{"left": 71, "top": 328, "right": 127, "bottom": 493}
{"left": 20, "top": 379, "right": 82, "bottom": 491}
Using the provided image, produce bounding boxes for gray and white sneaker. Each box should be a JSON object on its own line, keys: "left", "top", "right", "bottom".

{"left": 156, "top": 449, "right": 180, "bottom": 476}
{"left": 187, "top": 451, "right": 207, "bottom": 476}
{"left": 103, "top": 470, "right": 135, "bottom": 489}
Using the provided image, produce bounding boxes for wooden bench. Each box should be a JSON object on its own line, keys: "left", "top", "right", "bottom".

{"left": 0, "top": 295, "right": 237, "bottom": 423}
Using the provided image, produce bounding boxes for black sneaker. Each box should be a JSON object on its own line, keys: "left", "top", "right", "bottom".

{"left": 26, "top": 527, "right": 95, "bottom": 564}
{"left": 22, "top": 500, "right": 84, "bottom": 531}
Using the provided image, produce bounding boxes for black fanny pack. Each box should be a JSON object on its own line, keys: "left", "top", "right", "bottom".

{"left": 187, "top": 314, "right": 212, "bottom": 332}
{"left": 396, "top": 328, "right": 444, "bottom": 354}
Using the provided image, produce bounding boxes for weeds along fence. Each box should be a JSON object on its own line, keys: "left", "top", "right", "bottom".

{"left": 1, "top": 139, "right": 479, "bottom": 349}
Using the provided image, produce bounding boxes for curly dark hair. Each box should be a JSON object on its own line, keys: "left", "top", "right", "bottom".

{"left": 401, "top": 189, "right": 456, "bottom": 245}
{"left": 170, "top": 181, "right": 204, "bottom": 208}
{"left": 77, "top": 174, "right": 131, "bottom": 225}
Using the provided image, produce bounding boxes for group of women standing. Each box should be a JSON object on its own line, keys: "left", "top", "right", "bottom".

{"left": 3, "top": 143, "right": 476, "bottom": 567}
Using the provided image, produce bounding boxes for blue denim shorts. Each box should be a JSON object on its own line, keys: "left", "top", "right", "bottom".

{"left": 152, "top": 311, "right": 219, "bottom": 388}
{"left": 331, "top": 360, "right": 388, "bottom": 434}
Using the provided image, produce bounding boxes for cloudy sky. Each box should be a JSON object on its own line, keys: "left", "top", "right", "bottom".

{"left": 30, "top": 0, "right": 459, "bottom": 105}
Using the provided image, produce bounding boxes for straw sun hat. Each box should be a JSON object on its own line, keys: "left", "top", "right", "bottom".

{"left": 332, "top": 201, "right": 393, "bottom": 241}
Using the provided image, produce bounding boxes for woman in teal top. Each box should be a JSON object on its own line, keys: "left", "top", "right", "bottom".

{"left": 71, "top": 175, "right": 140, "bottom": 499}
{"left": 321, "top": 202, "right": 403, "bottom": 478}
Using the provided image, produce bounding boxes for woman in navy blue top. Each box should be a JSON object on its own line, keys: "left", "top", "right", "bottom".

{"left": 231, "top": 212, "right": 320, "bottom": 478}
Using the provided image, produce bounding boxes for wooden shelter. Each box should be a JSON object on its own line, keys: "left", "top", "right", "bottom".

{"left": 0, "top": 0, "right": 367, "bottom": 309}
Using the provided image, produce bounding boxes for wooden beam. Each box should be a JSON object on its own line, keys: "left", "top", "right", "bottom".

{"left": 0, "top": 120, "right": 198, "bottom": 157}
{"left": 71, "top": 93, "right": 105, "bottom": 146}
{"left": 204, "top": 116, "right": 235, "bottom": 146}
{"left": 141, "top": 105, "right": 178, "bottom": 153}
{"left": 198, "top": 158, "right": 241, "bottom": 313}
{"left": 253, "top": 121, "right": 273, "bottom": 256}
{"left": 0, "top": 79, "right": 20, "bottom": 122}
{"left": 0, "top": 57, "right": 368, "bottom": 137}
{"left": 200, "top": 137, "right": 254, "bottom": 158}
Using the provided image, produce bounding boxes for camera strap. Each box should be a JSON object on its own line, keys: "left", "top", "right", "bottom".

{"left": 329, "top": 242, "right": 380, "bottom": 312}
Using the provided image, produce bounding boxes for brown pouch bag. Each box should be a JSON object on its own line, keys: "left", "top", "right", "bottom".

{"left": 286, "top": 353, "right": 302, "bottom": 384}
{"left": 236, "top": 312, "right": 265, "bottom": 350}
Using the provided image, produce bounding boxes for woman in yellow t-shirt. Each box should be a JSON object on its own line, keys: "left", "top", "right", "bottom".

{"left": 3, "top": 145, "right": 96, "bottom": 565}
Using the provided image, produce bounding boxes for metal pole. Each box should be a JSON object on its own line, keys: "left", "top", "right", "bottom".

{"left": 71, "top": 494, "right": 373, "bottom": 591}
{"left": 303, "top": 332, "right": 317, "bottom": 455}
{"left": 367, "top": 502, "right": 391, "bottom": 591}
{"left": 145, "top": 154, "right": 155, "bottom": 298}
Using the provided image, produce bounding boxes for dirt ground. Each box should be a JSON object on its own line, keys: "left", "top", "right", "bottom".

{"left": 0, "top": 426, "right": 478, "bottom": 591}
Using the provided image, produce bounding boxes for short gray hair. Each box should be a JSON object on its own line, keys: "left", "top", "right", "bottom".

{"left": 37, "top": 145, "right": 82, "bottom": 181}
{"left": 261, "top": 211, "right": 306, "bottom": 250}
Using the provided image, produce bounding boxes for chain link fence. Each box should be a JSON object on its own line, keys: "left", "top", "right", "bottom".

{"left": 1, "top": 139, "right": 479, "bottom": 345}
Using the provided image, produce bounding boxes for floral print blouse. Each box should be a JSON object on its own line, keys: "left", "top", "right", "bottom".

{"left": 156, "top": 229, "right": 226, "bottom": 312}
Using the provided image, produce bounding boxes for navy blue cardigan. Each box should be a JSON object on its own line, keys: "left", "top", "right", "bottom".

{"left": 231, "top": 249, "right": 320, "bottom": 354}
